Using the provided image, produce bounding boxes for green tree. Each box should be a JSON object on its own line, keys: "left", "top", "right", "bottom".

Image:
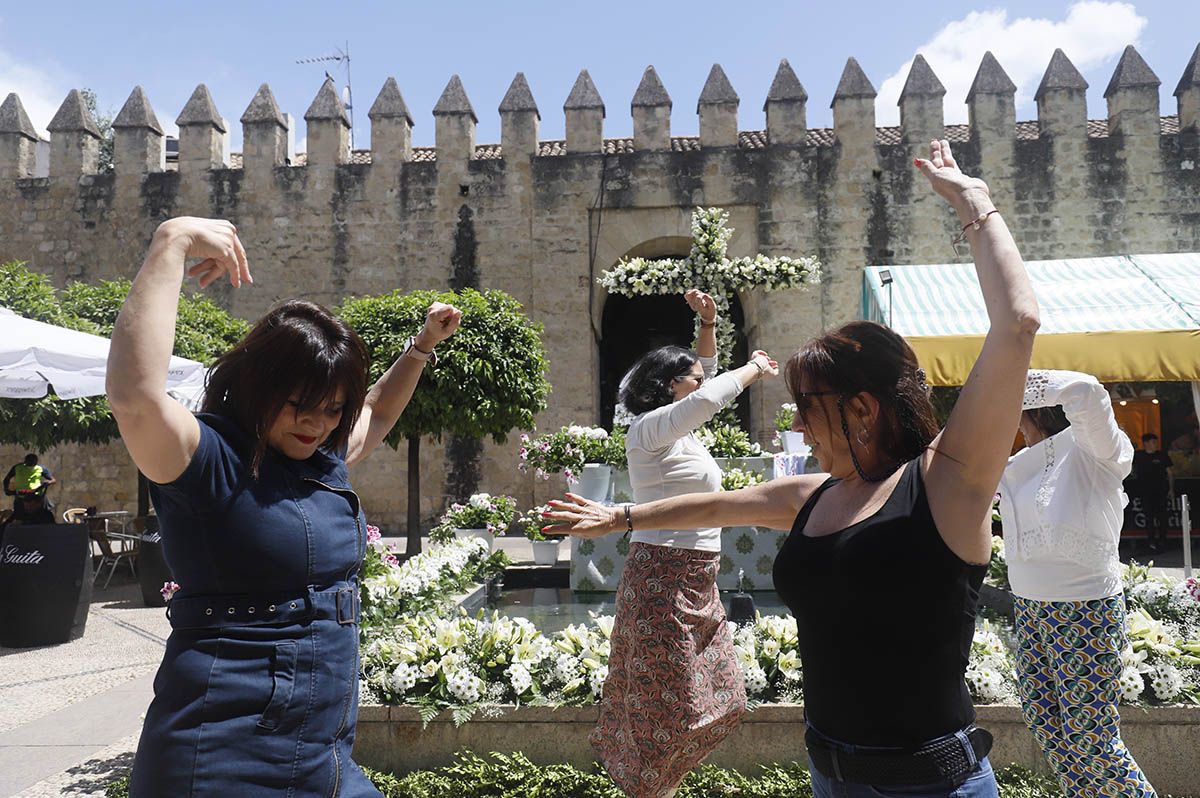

{"left": 80, "top": 88, "right": 115, "bottom": 174}
{"left": 338, "top": 288, "right": 551, "bottom": 556}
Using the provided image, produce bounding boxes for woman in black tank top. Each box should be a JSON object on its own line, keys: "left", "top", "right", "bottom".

{"left": 547, "top": 140, "right": 1039, "bottom": 797}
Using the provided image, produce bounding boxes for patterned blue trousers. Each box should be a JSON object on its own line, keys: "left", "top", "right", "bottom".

{"left": 1013, "top": 594, "right": 1156, "bottom": 797}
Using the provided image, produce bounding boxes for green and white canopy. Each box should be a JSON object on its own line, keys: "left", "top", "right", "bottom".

{"left": 863, "top": 253, "right": 1200, "bottom": 386}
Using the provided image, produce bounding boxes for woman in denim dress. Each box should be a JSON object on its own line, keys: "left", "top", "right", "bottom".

{"left": 106, "top": 217, "right": 460, "bottom": 797}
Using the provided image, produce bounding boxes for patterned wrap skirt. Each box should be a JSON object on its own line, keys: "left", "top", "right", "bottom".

{"left": 591, "top": 542, "right": 746, "bottom": 797}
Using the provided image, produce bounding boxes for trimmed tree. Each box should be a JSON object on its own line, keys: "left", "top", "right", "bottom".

{"left": 338, "top": 287, "right": 550, "bottom": 556}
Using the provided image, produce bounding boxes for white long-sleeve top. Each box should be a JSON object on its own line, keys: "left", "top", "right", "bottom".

{"left": 999, "top": 370, "right": 1134, "bottom": 601}
{"left": 626, "top": 355, "right": 743, "bottom": 552}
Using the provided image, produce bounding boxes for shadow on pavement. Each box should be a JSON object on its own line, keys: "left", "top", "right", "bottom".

{"left": 59, "top": 750, "right": 133, "bottom": 796}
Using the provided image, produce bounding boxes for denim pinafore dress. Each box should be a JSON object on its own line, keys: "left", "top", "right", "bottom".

{"left": 131, "top": 414, "right": 380, "bottom": 797}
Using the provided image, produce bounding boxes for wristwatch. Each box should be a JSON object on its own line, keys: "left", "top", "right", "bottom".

{"left": 403, "top": 335, "right": 437, "bottom": 366}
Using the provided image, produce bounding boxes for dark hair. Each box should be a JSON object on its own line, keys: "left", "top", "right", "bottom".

{"left": 785, "top": 321, "right": 939, "bottom": 475}
{"left": 202, "top": 300, "right": 369, "bottom": 476}
{"left": 618, "top": 346, "right": 700, "bottom": 416}
{"left": 23, "top": 454, "right": 36, "bottom": 466}
{"left": 1023, "top": 406, "right": 1070, "bottom": 439}
{"left": 1142, "top": 432, "right": 1159, "bottom": 443}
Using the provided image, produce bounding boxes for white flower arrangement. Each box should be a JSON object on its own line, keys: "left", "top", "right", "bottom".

{"left": 965, "top": 621, "right": 1018, "bottom": 704}
{"left": 727, "top": 613, "right": 803, "bottom": 704}
{"left": 598, "top": 207, "right": 821, "bottom": 368}
{"left": 360, "top": 536, "right": 501, "bottom": 625}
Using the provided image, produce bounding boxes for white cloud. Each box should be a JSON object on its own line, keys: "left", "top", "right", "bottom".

{"left": 876, "top": 1, "right": 1147, "bottom": 125}
{"left": 0, "top": 44, "right": 67, "bottom": 139}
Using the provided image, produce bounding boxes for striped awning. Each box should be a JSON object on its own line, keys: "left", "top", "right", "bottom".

{"left": 863, "top": 253, "right": 1200, "bottom": 385}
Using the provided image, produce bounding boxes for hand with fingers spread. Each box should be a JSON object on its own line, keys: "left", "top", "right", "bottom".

{"left": 913, "top": 139, "right": 994, "bottom": 223}
{"left": 684, "top": 288, "right": 717, "bottom": 324}
{"left": 154, "top": 217, "right": 253, "bottom": 289}
{"left": 541, "top": 492, "right": 622, "bottom": 539}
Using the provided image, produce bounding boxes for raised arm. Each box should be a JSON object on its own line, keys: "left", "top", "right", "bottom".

{"left": 543, "top": 473, "right": 827, "bottom": 537}
{"left": 344, "top": 303, "right": 461, "bottom": 468}
{"left": 107, "top": 218, "right": 250, "bottom": 484}
{"left": 916, "top": 140, "right": 1041, "bottom": 564}
{"left": 1024, "top": 370, "right": 1132, "bottom": 474}
{"left": 632, "top": 351, "right": 777, "bottom": 452}
{"left": 685, "top": 289, "right": 718, "bottom": 364}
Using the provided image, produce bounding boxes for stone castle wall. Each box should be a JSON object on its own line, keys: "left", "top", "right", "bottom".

{"left": 1, "top": 46, "right": 1197, "bottom": 532}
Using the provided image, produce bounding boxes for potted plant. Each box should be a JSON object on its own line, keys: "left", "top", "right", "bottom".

{"left": 697, "top": 421, "right": 772, "bottom": 477}
{"left": 772, "top": 403, "right": 807, "bottom": 453}
{"left": 720, "top": 467, "right": 767, "bottom": 492}
{"left": 517, "top": 505, "right": 561, "bottom": 566}
{"left": 431, "top": 493, "right": 517, "bottom": 554}
{"left": 519, "top": 425, "right": 626, "bottom": 503}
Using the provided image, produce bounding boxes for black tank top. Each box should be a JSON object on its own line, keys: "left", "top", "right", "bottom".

{"left": 772, "top": 458, "right": 986, "bottom": 747}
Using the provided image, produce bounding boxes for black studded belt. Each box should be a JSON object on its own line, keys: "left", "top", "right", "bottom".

{"left": 805, "top": 725, "right": 993, "bottom": 787}
{"left": 167, "top": 584, "right": 359, "bottom": 629}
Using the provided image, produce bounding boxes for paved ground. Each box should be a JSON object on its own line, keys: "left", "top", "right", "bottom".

{"left": 0, "top": 537, "right": 1190, "bottom": 797}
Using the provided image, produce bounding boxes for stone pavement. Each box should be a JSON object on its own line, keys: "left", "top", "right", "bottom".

{"left": 0, "top": 536, "right": 1189, "bottom": 797}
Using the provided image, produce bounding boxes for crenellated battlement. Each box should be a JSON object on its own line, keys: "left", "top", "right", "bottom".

{"left": 1, "top": 44, "right": 1197, "bottom": 184}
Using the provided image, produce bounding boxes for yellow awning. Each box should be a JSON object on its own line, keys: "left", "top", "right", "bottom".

{"left": 908, "top": 329, "right": 1200, "bottom": 387}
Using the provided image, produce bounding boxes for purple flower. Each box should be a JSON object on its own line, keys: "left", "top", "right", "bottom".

{"left": 383, "top": 553, "right": 399, "bottom": 568}
{"left": 366, "top": 524, "right": 381, "bottom": 544}
{"left": 160, "top": 581, "right": 181, "bottom": 602}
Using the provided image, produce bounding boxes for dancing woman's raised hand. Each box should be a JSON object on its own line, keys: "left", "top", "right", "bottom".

{"left": 169, "top": 218, "right": 253, "bottom": 289}
{"left": 913, "top": 139, "right": 992, "bottom": 219}
{"left": 684, "top": 289, "right": 717, "bottom": 323}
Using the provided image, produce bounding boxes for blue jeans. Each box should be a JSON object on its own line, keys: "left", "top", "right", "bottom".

{"left": 808, "top": 726, "right": 999, "bottom": 798}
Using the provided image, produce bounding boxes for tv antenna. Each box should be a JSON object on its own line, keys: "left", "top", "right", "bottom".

{"left": 296, "top": 41, "right": 355, "bottom": 149}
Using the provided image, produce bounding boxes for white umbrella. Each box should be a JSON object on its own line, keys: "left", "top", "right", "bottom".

{"left": 0, "top": 306, "right": 208, "bottom": 404}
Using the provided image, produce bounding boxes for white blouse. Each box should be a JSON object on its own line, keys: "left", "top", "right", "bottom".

{"left": 998, "top": 370, "right": 1134, "bottom": 602}
{"left": 626, "top": 355, "right": 743, "bottom": 552}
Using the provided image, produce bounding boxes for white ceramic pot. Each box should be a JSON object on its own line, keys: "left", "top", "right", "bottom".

{"left": 609, "top": 468, "right": 633, "bottom": 505}
{"left": 781, "top": 431, "right": 809, "bottom": 454}
{"left": 453, "top": 528, "right": 495, "bottom": 553}
{"left": 530, "top": 538, "right": 561, "bottom": 566}
{"left": 575, "top": 463, "right": 613, "bottom": 503}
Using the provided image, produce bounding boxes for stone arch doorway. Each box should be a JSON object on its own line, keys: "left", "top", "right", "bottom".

{"left": 599, "top": 292, "right": 750, "bottom": 430}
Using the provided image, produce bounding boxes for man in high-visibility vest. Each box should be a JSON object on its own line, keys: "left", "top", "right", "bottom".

{"left": 4, "top": 453, "right": 56, "bottom": 513}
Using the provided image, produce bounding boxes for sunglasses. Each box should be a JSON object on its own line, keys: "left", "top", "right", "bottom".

{"left": 794, "top": 390, "right": 841, "bottom": 413}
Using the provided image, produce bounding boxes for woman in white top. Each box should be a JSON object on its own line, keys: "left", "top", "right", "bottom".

{"left": 1000, "top": 369, "right": 1155, "bottom": 796}
{"left": 590, "top": 288, "right": 777, "bottom": 798}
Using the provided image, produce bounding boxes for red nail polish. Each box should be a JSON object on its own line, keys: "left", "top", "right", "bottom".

{"left": 913, "top": 158, "right": 922, "bottom": 167}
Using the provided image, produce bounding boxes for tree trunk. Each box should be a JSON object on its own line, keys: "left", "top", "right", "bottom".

{"left": 406, "top": 435, "right": 421, "bottom": 558}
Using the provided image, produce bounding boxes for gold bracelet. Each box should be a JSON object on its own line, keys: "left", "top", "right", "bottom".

{"left": 951, "top": 209, "right": 999, "bottom": 254}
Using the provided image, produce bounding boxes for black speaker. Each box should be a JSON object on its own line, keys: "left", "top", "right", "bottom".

{"left": 0, "top": 524, "right": 93, "bottom": 647}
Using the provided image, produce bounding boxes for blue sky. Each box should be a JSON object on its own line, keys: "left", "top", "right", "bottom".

{"left": 2, "top": 1, "right": 1197, "bottom": 151}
